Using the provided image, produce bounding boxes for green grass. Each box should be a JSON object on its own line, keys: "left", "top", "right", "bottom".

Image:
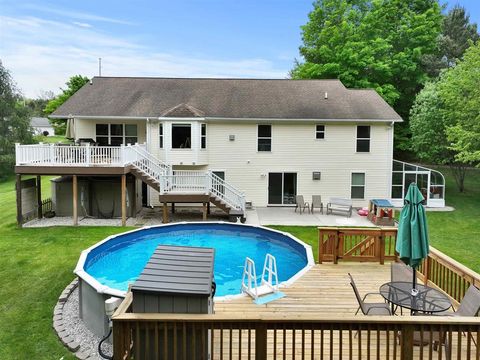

{"left": 0, "top": 167, "right": 479, "bottom": 357}
{"left": 33, "top": 135, "right": 71, "bottom": 144}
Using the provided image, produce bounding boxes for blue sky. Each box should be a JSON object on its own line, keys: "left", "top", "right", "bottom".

{"left": 1, "top": 0, "right": 479, "bottom": 98}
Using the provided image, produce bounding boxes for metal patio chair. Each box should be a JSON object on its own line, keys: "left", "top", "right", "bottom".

{"left": 294, "top": 195, "right": 310, "bottom": 214}
{"left": 348, "top": 273, "right": 391, "bottom": 315}
{"left": 310, "top": 195, "right": 323, "bottom": 214}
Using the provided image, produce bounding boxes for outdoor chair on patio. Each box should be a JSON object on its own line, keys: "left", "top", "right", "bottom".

{"left": 310, "top": 195, "right": 323, "bottom": 214}
{"left": 390, "top": 262, "right": 413, "bottom": 314}
{"left": 348, "top": 273, "right": 391, "bottom": 315}
{"left": 295, "top": 195, "right": 310, "bottom": 214}
{"left": 434, "top": 285, "right": 480, "bottom": 317}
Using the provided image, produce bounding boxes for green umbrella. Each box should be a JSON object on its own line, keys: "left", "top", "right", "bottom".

{"left": 395, "top": 183, "right": 429, "bottom": 292}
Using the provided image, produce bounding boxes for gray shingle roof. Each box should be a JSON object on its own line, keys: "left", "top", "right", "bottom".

{"left": 51, "top": 77, "right": 402, "bottom": 121}
{"left": 30, "top": 117, "right": 51, "bottom": 127}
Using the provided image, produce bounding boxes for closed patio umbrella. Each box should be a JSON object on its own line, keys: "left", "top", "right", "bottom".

{"left": 65, "top": 118, "right": 75, "bottom": 139}
{"left": 395, "top": 183, "right": 429, "bottom": 294}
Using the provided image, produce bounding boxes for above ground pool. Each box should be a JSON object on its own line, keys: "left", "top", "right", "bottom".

{"left": 76, "top": 222, "right": 314, "bottom": 298}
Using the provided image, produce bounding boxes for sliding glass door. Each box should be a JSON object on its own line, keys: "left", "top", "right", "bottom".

{"left": 268, "top": 172, "right": 297, "bottom": 205}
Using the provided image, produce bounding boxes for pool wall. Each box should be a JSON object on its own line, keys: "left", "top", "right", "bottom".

{"left": 74, "top": 222, "right": 315, "bottom": 337}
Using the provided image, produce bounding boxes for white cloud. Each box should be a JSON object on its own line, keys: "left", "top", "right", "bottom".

{"left": 0, "top": 15, "right": 288, "bottom": 98}
{"left": 72, "top": 21, "right": 92, "bottom": 29}
{"left": 22, "top": 4, "right": 136, "bottom": 25}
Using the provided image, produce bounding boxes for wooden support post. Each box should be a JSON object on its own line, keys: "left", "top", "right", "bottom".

{"left": 171, "top": 202, "right": 175, "bottom": 214}
{"left": 202, "top": 202, "right": 207, "bottom": 221}
{"left": 36, "top": 175, "right": 42, "bottom": 219}
{"left": 378, "top": 232, "right": 385, "bottom": 265}
{"left": 162, "top": 202, "right": 169, "bottom": 223}
{"left": 255, "top": 323, "right": 267, "bottom": 360}
{"left": 72, "top": 175, "right": 78, "bottom": 226}
{"left": 400, "top": 325, "right": 414, "bottom": 360}
{"left": 318, "top": 228, "right": 323, "bottom": 264}
{"left": 121, "top": 174, "right": 126, "bottom": 226}
{"left": 16, "top": 174, "right": 23, "bottom": 227}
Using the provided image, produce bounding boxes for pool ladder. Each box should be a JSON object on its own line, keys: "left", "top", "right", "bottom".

{"left": 241, "top": 254, "right": 279, "bottom": 300}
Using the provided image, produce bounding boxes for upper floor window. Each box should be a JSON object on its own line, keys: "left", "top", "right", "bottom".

{"left": 258, "top": 124, "right": 271, "bottom": 152}
{"left": 159, "top": 123, "right": 163, "bottom": 149}
{"left": 356, "top": 125, "right": 370, "bottom": 152}
{"left": 172, "top": 124, "right": 191, "bottom": 148}
{"left": 95, "top": 124, "right": 137, "bottom": 146}
{"left": 315, "top": 124, "right": 325, "bottom": 139}
{"left": 201, "top": 124, "right": 207, "bottom": 149}
{"left": 351, "top": 172, "right": 365, "bottom": 199}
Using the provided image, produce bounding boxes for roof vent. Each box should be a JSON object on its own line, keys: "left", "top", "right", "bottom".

{"left": 89, "top": 78, "right": 93, "bottom": 85}
{"left": 324, "top": 92, "right": 328, "bottom": 99}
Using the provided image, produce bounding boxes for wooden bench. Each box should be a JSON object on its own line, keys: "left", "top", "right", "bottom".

{"left": 326, "top": 197, "right": 353, "bottom": 217}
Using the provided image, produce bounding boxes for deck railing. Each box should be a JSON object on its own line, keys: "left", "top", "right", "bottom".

{"left": 112, "top": 293, "right": 480, "bottom": 360}
{"left": 318, "top": 227, "right": 398, "bottom": 264}
{"left": 318, "top": 227, "right": 480, "bottom": 307}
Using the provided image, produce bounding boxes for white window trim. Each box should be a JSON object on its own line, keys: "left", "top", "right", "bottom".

{"left": 171, "top": 123, "right": 192, "bottom": 150}
{"left": 350, "top": 171, "right": 366, "bottom": 200}
{"left": 159, "top": 123, "right": 164, "bottom": 149}
{"left": 315, "top": 124, "right": 326, "bottom": 140}
{"left": 355, "top": 125, "right": 371, "bottom": 153}
{"left": 200, "top": 123, "right": 207, "bottom": 150}
{"left": 257, "top": 124, "right": 272, "bottom": 153}
{"left": 95, "top": 123, "right": 138, "bottom": 145}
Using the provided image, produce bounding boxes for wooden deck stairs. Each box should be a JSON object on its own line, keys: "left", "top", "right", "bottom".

{"left": 127, "top": 146, "right": 246, "bottom": 221}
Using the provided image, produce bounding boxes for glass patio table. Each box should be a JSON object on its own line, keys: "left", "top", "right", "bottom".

{"left": 380, "top": 281, "right": 452, "bottom": 315}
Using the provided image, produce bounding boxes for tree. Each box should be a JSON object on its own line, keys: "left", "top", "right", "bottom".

{"left": 0, "top": 61, "right": 35, "bottom": 179}
{"left": 423, "top": 5, "right": 479, "bottom": 77}
{"left": 410, "top": 81, "right": 467, "bottom": 191}
{"left": 438, "top": 42, "right": 480, "bottom": 169}
{"left": 24, "top": 91, "right": 55, "bottom": 118}
{"left": 291, "top": 0, "right": 443, "bottom": 153}
{"left": 44, "top": 75, "right": 89, "bottom": 134}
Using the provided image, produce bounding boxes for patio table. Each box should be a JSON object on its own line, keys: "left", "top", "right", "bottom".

{"left": 379, "top": 281, "right": 452, "bottom": 315}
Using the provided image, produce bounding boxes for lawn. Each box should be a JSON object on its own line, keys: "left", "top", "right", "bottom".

{"left": 33, "top": 134, "right": 71, "bottom": 144}
{"left": 0, "top": 168, "right": 479, "bottom": 358}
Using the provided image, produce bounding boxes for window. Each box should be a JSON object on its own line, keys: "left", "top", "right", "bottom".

{"left": 159, "top": 123, "right": 163, "bottom": 149}
{"left": 315, "top": 124, "right": 325, "bottom": 139}
{"left": 351, "top": 173, "right": 365, "bottom": 199}
{"left": 95, "top": 124, "right": 137, "bottom": 145}
{"left": 172, "top": 124, "right": 191, "bottom": 148}
{"left": 257, "top": 124, "right": 271, "bottom": 152}
{"left": 201, "top": 124, "right": 206, "bottom": 149}
{"left": 356, "top": 126, "right": 370, "bottom": 152}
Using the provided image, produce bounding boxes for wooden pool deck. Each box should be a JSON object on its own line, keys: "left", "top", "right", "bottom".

{"left": 215, "top": 262, "right": 390, "bottom": 316}
{"left": 211, "top": 263, "right": 475, "bottom": 359}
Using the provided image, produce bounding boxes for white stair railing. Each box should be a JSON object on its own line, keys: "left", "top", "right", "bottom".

{"left": 207, "top": 171, "right": 246, "bottom": 213}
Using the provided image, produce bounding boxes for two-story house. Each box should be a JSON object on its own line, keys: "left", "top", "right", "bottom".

{"left": 14, "top": 77, "right": 445, "bottom": 226}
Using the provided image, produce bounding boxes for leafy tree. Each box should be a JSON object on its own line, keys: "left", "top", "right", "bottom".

{"left": 423, "top": 5, "right": 479, "bottom": 77}
{"left": 0, "top": 61, "right": 35, "bottom": 179}
{"left": 410, "top": 81, "right": 467, "bottom": 191}
{"left": 24, "top": 91, "right": 55, "bottom": 118}
{"left": 438, "top": 42, "right": 480, "bottom": 169}
{"left": 44, "top": 75, "right": 89, "bottom": 134}
{"left": 291, "top": 0, "right": 443, "bottom": 153}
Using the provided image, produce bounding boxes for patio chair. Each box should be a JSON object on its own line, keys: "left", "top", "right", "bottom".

{"left": 310, "top": 195, "right": 323, "bottom": 214}
{"left": 390, "top": 262, "right": 413, "bottom": 314}
{"left": 412, "top": 330, "right": 451, "bottom": 360}
{"left": 294, "top": 195, "right": 310, "bottom": 214}
{"left": 348, "top": 273, "right": 391, "bottom": 315}
{"left": 434, "top": 285, "right": 480, "bottom": 317}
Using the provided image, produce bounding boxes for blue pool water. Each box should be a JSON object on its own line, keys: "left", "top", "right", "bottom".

{"left": 84, "top": 223, "right": 309, "bottom": 297}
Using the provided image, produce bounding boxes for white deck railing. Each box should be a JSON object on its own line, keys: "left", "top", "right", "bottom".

{"left": 16, "top": 143, "right": 246, "bottom": 214}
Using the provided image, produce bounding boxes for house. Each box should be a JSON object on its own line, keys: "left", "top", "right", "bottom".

{"left": 14, "top": 77, "right": 445, "bottom": 226}
{"left": 30, "top": 117, "right": 55, "bottom": 136}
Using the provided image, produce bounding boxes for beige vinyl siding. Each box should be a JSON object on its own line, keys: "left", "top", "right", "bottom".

{"left": 148, "top": 121, "right": 392, "bottom": 207}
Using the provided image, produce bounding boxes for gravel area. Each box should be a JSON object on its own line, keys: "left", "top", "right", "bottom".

{"left": 63, "top": 287, "right": 112, "bottom": 359}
